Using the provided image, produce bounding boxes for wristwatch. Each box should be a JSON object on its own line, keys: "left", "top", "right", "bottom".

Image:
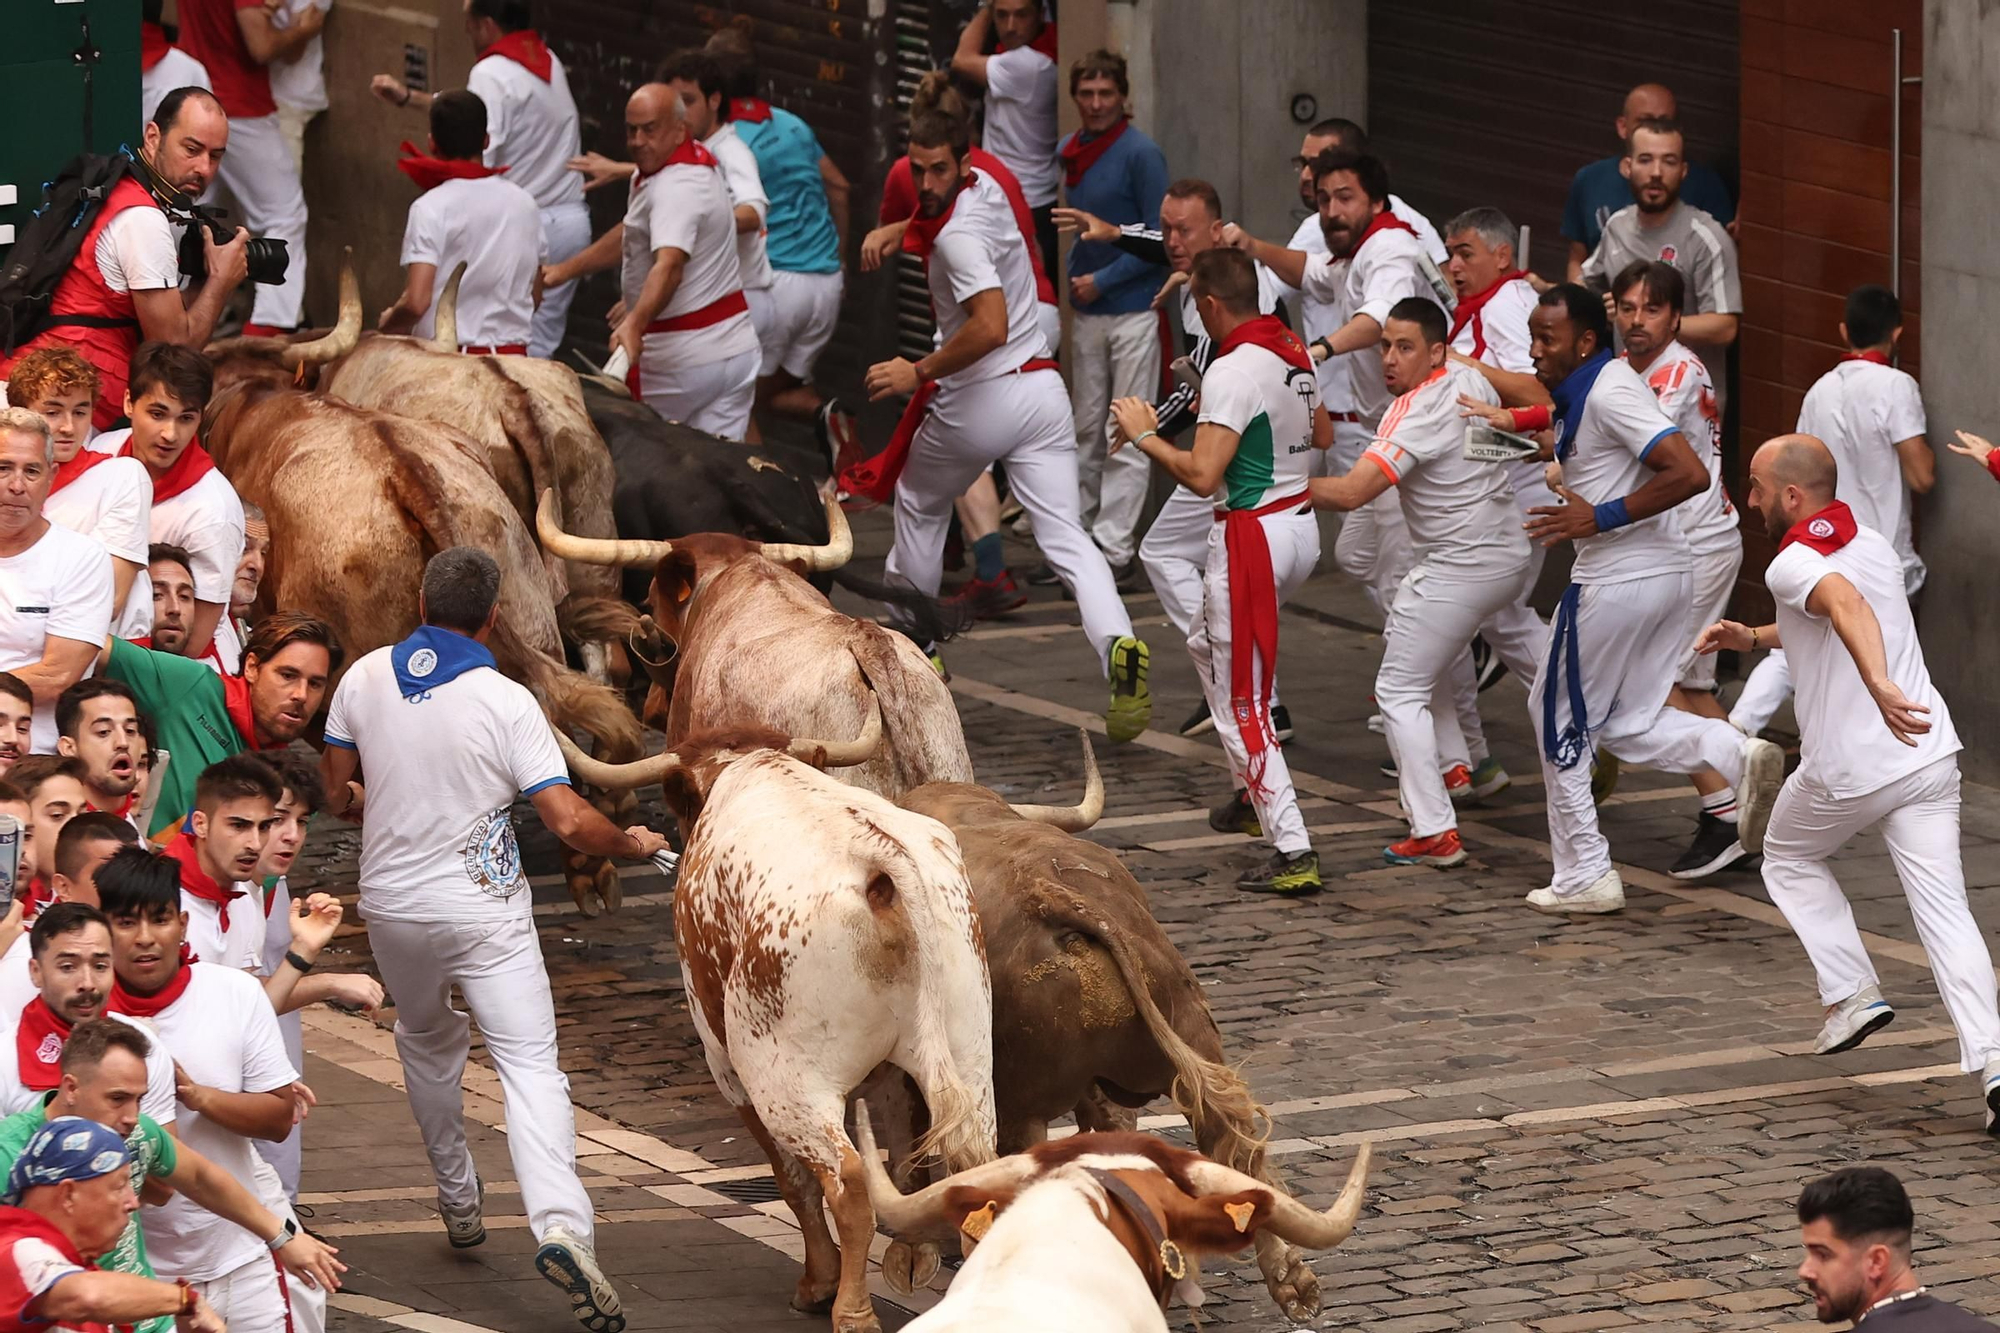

{"left": 267, "top": 1215, "right": 299, "bottom": 1251}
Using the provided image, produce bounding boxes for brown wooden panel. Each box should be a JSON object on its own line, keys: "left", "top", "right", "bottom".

{"left": 1738, "top": 375, "right": 1792, "bottom": 440}
{"left": 1781, "top": 331, "right": 1847, "bottom": 391}
{"left": 1781, "top": 284, "right": 1848, "bottom": 344}
{"left": 1779, "top": 232, "right": 1895, "bottom": 294}
{"left": 1741, "top": 273, "right": 1784, "bottom": 320}
{"left": 1782, "top": 128, "right": 1891, "bottom": 200}
{"left": 1739, "top": 325, "right": 1782, "bottom": 384}
{"left": 1781, "top": 29, "right": 1892, "bottom": 95}
{"left": 1737, "top": 219, "right": 1785, "bottom": 281}
{"left": 1743, "top": 69, "right": 1783, "bottom": 124}
{"left": 1783, "top": 0, "right": 1923, "bottom": 42}
{"left": 1741, "top": 116, "right": 1783, "bottom": 174}
{"left": 1738, "top": 167, "right": 1783, "bottom": 228}
{"left": 1742, "top": 17, "right": 1785, "bottom": 70}
{"left": 1780, "top": 179, "right": 1890, "bottom": 252}
{"left": 1781, "top": 76, "right": 1890, "bottom": 148}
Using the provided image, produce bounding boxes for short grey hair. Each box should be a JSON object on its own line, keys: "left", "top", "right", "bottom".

{"left": 0, "top": 408, "right": 54, "bottom": 465}
{"left": 241, "top": 502, "right": 267, "bottom": 526}
{"left": 1444, "top": 206, "right": 1519, "bottom": 257}
{"left": 421, "top": 546, "right": 502, "bottom": 634}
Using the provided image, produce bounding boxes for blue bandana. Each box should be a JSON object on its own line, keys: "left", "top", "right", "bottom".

{"left": 1550, "top": 348, "right": 1614, "bottom": 462}
{"left": 391, "top": 625, "right": 497, "bottom": 702}
{"left": 4, "top": 1117, "right": 129, "bottom": 1204}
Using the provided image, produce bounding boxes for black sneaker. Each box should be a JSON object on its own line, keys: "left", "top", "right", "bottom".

{"left": 1178, "top": 702, "right": 1216, "bottom": 738}
{"left": 1472, "top": 635, "right": 1509, "bottom": 692}
{"left": 1208, "top": 789, "right": 1261, "bottom": 836}
{"left": 815, "top": 398, "right": 862, "bottom": 477}
{"left": 1271, "top": 704, "right": 1295, "bottom": 743}
{"left": 1237, "top": 850, "right": 1322, "bottom": 895}
{"left": 1025, "top": 563, "right": 1063, "bottom": 587}
{"left": 1112, "top": 557, "right": 1145, "bottom": 592}
{"left": 1669, "top": 812, "right": 1751, "bottom": 881}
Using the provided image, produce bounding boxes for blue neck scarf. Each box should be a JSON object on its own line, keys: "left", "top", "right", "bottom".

{"left": 392, "top": 624, "right": 496, "bottom": 701}
{"left": 1550, "top": 348, "right": 1615, "bottom": 461}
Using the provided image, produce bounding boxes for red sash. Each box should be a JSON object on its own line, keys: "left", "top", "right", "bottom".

{"left": 1346, "top": 207, "right": 1417, "bottom": 259}
{"left": 1215, "top": 490, "right": 1311, "bottom": 797}
{"left": 1779, "top": 500, "right": 1859, "bottom": 556}
{"left": 625, "top": 293, "right": 750, "bottom": 398}
{"left": 479, "top": 30, "right": 552, "bottom": 82}
{"left": 396, "top": 143, "right": 507, "bottom": 193}
{"left": 220, "top": 673, "right": 280, "bottom": 751}
{"left": 163, "top": 829, "right": 245, "bottom": 931}
{"left": 1060, "top": 118, "right": 1128, "bottom": 189}
{"left": 49, "top": 450, "right": 114, "bottom": 496}
{"left": 839, "top": 359, "right": 1060, "bottom": 505}
{"left": 108, "top": 964, "right": 194, "bottom": 1019}
{"left": 1215, "top": 313, "right": 1313, "bottom": 371}
{"left": 1447, "top": 272, "right": 1528, "bottom": 361}
{"left": 463, "top": 344, "right": 527, "bottom": 356}
{"left": 118, "top": 437, "right": 215, "bottom": 503}
{"left": 728, "top": 98, "right": 773, "bottom": 123}
{"left": 14, "top": 999, "right": 71, "bottom": 1093}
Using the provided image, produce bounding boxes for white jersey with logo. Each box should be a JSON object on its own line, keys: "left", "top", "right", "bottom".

{"left": 1766, "top": 522, "right": 1958, "bottom": 798}
{"left": 1795, "top": 358, "right": 1927, "bottom": 593}
{"left": 1559, "top": 356, "right": 1690, "bottom": 584}
{"left": 1299, "top": 226, "right": 1430, "bottom": 424}
{"left": 981, "top": 45, "right": 1059, "bottom": 207}
{"left": 45, "top": 458, "right": 153, "bottom": 640}
{"left": 1283, "top": 216, "right": 1346, "bottom": 411}
{"left": 324, "top": 646, "right": 570, "bottom": 923}
{"left": 0, "top": 523, "right": 113, "bottom": 753}
{"left": 1196, "top": 340, "right": 1319, "bottom": 512}
{"left": 401, "top": 175, "right": 547, "bottom": 348}
{"left": 1633, "top": 341, "right": 1737, "bottom": 559}
{"left": 927, "top": 172, "right": 1047, "bottom": 390}
{"left": 465, "top": 50, "right": 587, "bottom": 213}
{"left": 707, "top": 123, "right": 773, "bottom": 293}
{"left": 1363, "top": 361, "right": 1528, "bottom": 575}
{"left": 621, "top": 158, "right": 760, "bottom": 370}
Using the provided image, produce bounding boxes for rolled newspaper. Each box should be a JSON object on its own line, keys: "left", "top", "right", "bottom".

{"left": 1463, "top": 419, "right": 1542, "bottom": 463}
{"left": 602, "top": 345, "right": 632, "bottom": 384}
{"left": 132, "top": 749, "right": 171, "bottom": 847}
{"left": 650, "top": 847, "right": 680, "bottom": 878}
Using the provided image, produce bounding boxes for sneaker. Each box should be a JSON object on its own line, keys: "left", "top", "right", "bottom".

{"left": 1271, "top": 704, "right": 1295, "bottom": 743}
{"left": 1238, "top": 850, "right": 1321, "bottom": 895}
{"left": 815, "top": 399, "right": 863, "bottom": 478}
{"left": 1813, "top": 984, "right": 1895, "bottom": 1055}
{"left": 1384, "top": 830, "right": 1467, "bottom": 867}
{"left": 997, "top": 493, "right": 1025, "bottom": 525}
{"left": 439, "top": 1178, "right": 485, "bottom": 1249}
{"left": 1590, "top": 753, "right": 1620, "bottom": 806}
{"left": 1367, "top": 711, "right": 1386, "bottom": 735}
{"left": 535, "top": 1226, "right": 627, "bottom": 1333}
{"left": 1178, "top": 703, "right": 1216, "bottom": 738}
{"left": 1464, "top": 756, "right": 1511, "bottom": 802}
{"left": 1025, "top": 562, "right": 1063, "bottom": 587}
{"left": 1442, "top": 765, "right": 1473, "bottom": 802}
{"left": 1471, "top": 636, "right": 1509, "bottom": 692}
{"left": 925, "top": 644, "right": 950, "bottom": 682}
{"left": 1380, "top": 755, "right": 1398, "bottom": 779}
{"left": 1105, "top": 637, "right": 1151, "bottom": 743}
{"left": 1669, "top": 812, "right": 1750, "bottom": 881}
{"left": 949, "top": 571, "right": 1027, "bottom": 620}
{"left": 1734, "top": 737, "right": 1786, "bottom": 854}
{"left": 1526, "top": 869, "right": 1625, "bottom": 914}
{"left": 1981, "top": 1057, "right": 2000, "bottom": 1136}
{"left": 1208, "top": 789, "right": 1261, "bottom": 836}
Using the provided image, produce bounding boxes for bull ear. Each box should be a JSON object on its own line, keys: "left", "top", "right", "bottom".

{"left": 659, "top": 766, "right": 706, "bottom": 828}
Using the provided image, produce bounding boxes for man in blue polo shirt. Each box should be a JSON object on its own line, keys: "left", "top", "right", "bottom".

{"left": 1561, "top": 82, "right": 1734, "bottom": 280}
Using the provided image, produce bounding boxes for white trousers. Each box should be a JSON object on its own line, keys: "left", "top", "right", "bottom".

{"left": 214, "top": 114, "right": 308, "bottom": 328}
{"left": 1382, "top": 562, "right": 1534, "bottom": 836}
{"left": 1732, "top": 649, "right": 1792, "bottom": 735}
{"left": 195, "top": 1247, "right": 322, "bottom": 1333}
{"left": 1070, "top": 311, "right": 1162, "bottom": 565}
{"left": 1763, "top": 756, "right": 2000, "bottom": 1070}
{"left": 1678, "top": 542, "right": 1744, "bottom": 690}
{"left": 1531, "top": 573, "right": 1751, "bottom": 892}
{"left": 636, "top": 344, "right": 760, "bottom": 440}
{"left": 275, "top": 104, "right": 318, "bottom": 177}
{"left": 531, "top": 202, "right": 593, "bottom": 359}
{"left": 887, "top": 369, "right": 1132, "bottom": 670}
{"left": 1189, "top": 508, "right": 1319, "bottom": 855}
{"left": 369, "top": 915, "right": 594, "bottom": 1245}
{"left": 749, "top": 269, "right": 843, "bottom": 379}
{"left": 249, "top": 1153, "right": 322, "bottom": 1333}
{"left": 1143, "top": 484, "right": 1283, "bottom": 709}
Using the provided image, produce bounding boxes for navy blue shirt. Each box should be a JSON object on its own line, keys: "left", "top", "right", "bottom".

{"left": 1059, "top": 121, "right": 1169, "bottom": 316}
{"left": 1561, "top": 156, "right": 1735, "bottom": 253}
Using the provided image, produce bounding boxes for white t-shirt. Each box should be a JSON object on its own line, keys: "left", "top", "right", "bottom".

{"left": 1795, "top": 359, "right": 1928, "bottom": 594}
{"left": 401, "top": 175, "right": 547, "bottom": 348}
{"left": 1559, "top": 357, "right": 1691, "bottom": 585}
{"left": 324, "top": 648, "right": 569, "bottom": 923}
{"left": 141, "top": 47, "right": 212, "bottom": 129}
{"left": 266, "top": 0, "right": 330, "bottom": 113}
{"left": 621, "top": 160, "right": 760, "bottom": 369}
{"left": 0, "top": 940, "right": 33, "bottom": 1017}
{"left": 0, "top": 523, "right": 114, "bottom": 753}
{"left": 1282, "top": 216, "right": 1346, "bottom": 411}
{"left": 1634, "top": 342, "right": 1738, "bottom": 560}
{"left": 927, "top": 173, "right": 1048, "bottom": 391}
{"left": 1197, "top": 342, "right": 1319, "bottom": 512}
{"left": 91, "top": 434, "right": 247, "bottom": 608}
{"left": 208, "top": 614, "right": 244, "bottom": 676}
{"left": 1766, "top": 523, "right": 1959, "bottom": 798}
{"left": 707, "top": 124, "right": 773, "bottom": 293}
{"left": 132, "top": 964, "right": 298, "bottom": 1283}
{"left": 465, "top": 51, "right": 587, "bottom": 213}
{"left": 1365, "top": 361, "right": 1528, "bottom": 575}
{"left": 982, "top": 45, "right": 1059, "bottom": 207}
{"left": 94, "top": 209, "right": 183, "bottom": 298}
{"left": 183, "top": 889, "right": 266, "bottom": 973}
{"left": 1450, "top": 275, "right": 1543, "bottom": 498}
{"left": 44, "top": 459, "right": 153, "bottom": 641}
{"left": 0, "top": 1002, "right": 177, "bottom": 1125}
{"left": 1300, "top": 227, "right": 1430, "bottom": 424}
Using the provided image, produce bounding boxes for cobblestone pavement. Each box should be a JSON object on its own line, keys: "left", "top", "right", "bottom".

{"left": 295, "top": 509, "right": 2000, "bottom": 1333}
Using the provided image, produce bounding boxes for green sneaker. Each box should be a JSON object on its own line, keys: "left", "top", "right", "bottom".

{"left": 1591, "top": 752, "right": 1620, "bottom": 805}
{"left": 1237, "top": 850, "right": 1321, "bottom": 895}
{"left": 1105, "top": 636, "right": 1151, "bottom": 743}
{"left": 926, "top": 644, "right": 950, "bottom": 682}
{"left": 1208, "top": 789, "right": 1261, "bottom": 837}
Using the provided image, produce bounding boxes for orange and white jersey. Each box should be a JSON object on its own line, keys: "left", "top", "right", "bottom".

{"left": 1636, "top": 341, "right": 1738, "bottom": 559}
{"left": 1363, "top": 361, "right": 1527, "bottom": 575}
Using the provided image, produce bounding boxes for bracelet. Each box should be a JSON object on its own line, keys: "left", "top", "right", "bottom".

{"left": 1591, "top": 498, "right": 1632, "bottom": 532}
{"left": 1310, "top": 336, "right": 1335, "bottom": 360}
{"left": 1132, "top": 429, "right": 1159, "bottom": 447}
{"left": 397, "top": 86, "right": 412, "bottom": 107}
{"left": 176, "top": 1279, "right": 196, "bottom": 1317}
{"left": 1749, "top": 625, "right": 1760, "bottom": 651}
{"left": 284, "top": 950, "right": 315, "bottom": 975}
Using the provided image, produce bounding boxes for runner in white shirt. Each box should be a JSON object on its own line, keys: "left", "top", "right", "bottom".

{"left": 950, "top": 0, "right": 1061, "bottom": 268}
{"left": 321, "top": 548, "right": 668, "bottom": 1333}
{"left": 208, "top": 503, "right": 267, "bottom": 677}
{"left": 158, "top": 757, "right": 281, "bottom": 973}
{"left": 1311, "top": 300, "right": 1534, "bottom": 868}
{"left": 140, "top": 4, "right": 213, "bottom": 129}
{"left": 266, "top": 0, "right": 331, "bottom": 172}
{"left": 379, "top": 91, "right": 547, "bottom": 354}
{"left": 1111, "top": 248, "right": 1326, "bottom": 893}
{"left": 1693, "top": 433, "right": 2000, "bottom": 1131}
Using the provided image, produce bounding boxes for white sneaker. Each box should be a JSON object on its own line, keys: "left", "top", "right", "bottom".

{"left": 1979, "top": 1056, "right": 2000, "bottom": 1136}
{"left": 438, "top": 1176, "right": 485, "bottom": 1248}
{"left": 536, "top": 1226, "right": 626, "bottom": 1333}
{"left": 1734, "top": 737, "right": 1786, "bottom": 854}
{"left": 1526, "top": 869, "right": 1625, "bottom": 914}
{"left": 1367, "top": 712, "right": 1386, "bottom": 735}
{"left": 1813, "top": 984, "right": 1895, "bottom": 1055}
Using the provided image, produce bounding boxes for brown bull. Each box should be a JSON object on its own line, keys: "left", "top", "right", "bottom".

{"left": 895, "top": 735, "right": 1326, "bottom": 1322}
{"left": 535, "top": 493, "right": 973, "bottom": 803}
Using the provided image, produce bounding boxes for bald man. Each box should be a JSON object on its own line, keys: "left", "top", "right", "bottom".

{"left": 1695, "top": 435, "right": 2000, "bottom": 1131}
{"left": 1562, "top": 82, "right": 1736, "bottom": 278}
{"left": 540, "top": 83, "right": 760, "bottom": 438}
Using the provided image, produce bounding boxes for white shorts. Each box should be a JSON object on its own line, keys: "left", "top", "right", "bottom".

{"left": 1677, "top": 541, "right": 1744, "bottom": 690}
{"left": 749, "top": 270, "right": 843, "bottom": 380}
{"left": 634, "top": 342, "right": 760, "bottom": 440}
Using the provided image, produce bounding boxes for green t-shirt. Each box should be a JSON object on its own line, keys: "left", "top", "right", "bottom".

{"left": 0, "top": 1101, "right": 178, "bottom": 1333}
{"left": 104, "top": 638, "right": 246, "bottom": 840}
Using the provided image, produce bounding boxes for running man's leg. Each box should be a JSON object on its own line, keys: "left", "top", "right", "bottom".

{"left": 367, "top": 919, "right": 480, "bottom": 1213}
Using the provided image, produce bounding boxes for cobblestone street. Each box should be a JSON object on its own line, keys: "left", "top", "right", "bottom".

{"left": 293, "top": 510, "right": 2000, "bottom": 1333}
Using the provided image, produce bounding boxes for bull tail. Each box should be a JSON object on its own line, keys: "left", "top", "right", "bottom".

{"left": 496, "top": 617, "right": 645, "bottom": 763}
{"left": 830, "top": 568, "right": 973, "bottom": 646}
{"left": 560, "top": 594, "right": 643, "bottom": 651}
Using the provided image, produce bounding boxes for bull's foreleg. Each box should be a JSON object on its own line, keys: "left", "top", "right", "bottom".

{"left": 1072, "top": 1085, "right": 1139, "bottom": 1134}
{"left": 1181, "top": 1069, "right": 1322, "bottom": 1322}
{"left": 734, "top": 1106, "right": 842, "bottom": 1314}
{"left": 823, "top": 1145, "right": 885, "bottom": 1333}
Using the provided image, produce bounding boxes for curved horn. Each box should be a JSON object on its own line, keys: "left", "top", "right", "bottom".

{"left": 535, "top": 488, "right": 674, "bottom": 568}
{"left": 1008, "top": 731, "right": 1102, "bottom": 831}
{"left": 278, "top": 249, "right": 362, "bottom": 368}
{"left": 853, "top": 1102, "right": 1040, "bottom": 1240}
{"left": 786, "top": 693, "right": 883, "bottom": 769}
{"left": 756, "top": 493, "right": 852, "bottom": 573}
{"left": 432, "top": 261, "right": 468, "bottom": 351}
{"left": 1185, "top": 1143, "right": 1370, "bottom": 1251}
{"left": 552, "top": 727, "right": 685, "bottom": 790}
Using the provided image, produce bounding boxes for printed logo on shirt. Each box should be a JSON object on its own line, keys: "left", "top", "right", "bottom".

{"left": 408, "top": 648, "right": 439, "bottom": 678}
{"left": 1808, "top": 517, "right": 1835, "bottom": 539}
{"left": 12, "top": 607, "right": 48, "bottom": 616}
{"left": 463, "top": 807, "right": 526, "bottom": 898}
{"left": 1658, "top": 245, "right": 1677, "bottom": 264}
{"left": 33, "top": 1034, "right": 60, "bottom": 1066}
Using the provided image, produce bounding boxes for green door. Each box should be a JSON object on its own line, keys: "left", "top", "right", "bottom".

{"left": 0, "top": 0, "right": 140, "bottom": 253}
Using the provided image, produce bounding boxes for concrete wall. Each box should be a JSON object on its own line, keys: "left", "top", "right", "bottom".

{"left": 1918, "top": 0, "right": 2000, "bottom": 782}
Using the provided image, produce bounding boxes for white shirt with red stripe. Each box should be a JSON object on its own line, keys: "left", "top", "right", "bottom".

{"left": 1795, "top": 357, "right": 1928, "bottom": 593}
{"left": 1635, "top": 341, "right": 1738, "bottom": 560}
{"left": 401, "top": 175, "right": 547, "bottom": 350}
{"left": 1451, "top": 275, "right": 1543, "bottom": 498}
{"left": 1363, "top": 362, "right": 1526, "bottom": 575}
{"left": 707, "top": 123, "right": 773, "bottom": 293}
{"left": 926, "top": 172, "right": 1049, "bottom": 391}
{"left": 621, "top": 156, "right": 759, "bottom": 370}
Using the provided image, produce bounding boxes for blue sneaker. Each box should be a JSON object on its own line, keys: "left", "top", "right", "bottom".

{"left": 536, "top": 1226, "right": 626, "bottom": 1333}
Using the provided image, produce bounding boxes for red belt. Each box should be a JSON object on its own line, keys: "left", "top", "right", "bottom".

{"left": 643, "top": 290, "right": 749, "bottom": 335}
{"left": 463, "top": 343, "right": 527, "bottom": 356}
{"left": 1212, "top": 488, "right": 1312, "bottom": 524}
{"left": 837, "top": 356, "right": 1060, "bottom": 505}
{"left": 1327, "top": 411, "right": 1363, "bottom": 424}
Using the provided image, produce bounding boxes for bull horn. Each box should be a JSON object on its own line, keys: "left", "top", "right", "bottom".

{"left": 1185, "top": 1142, "right": 1370, "bottom": 1251}
{"left": 755, "top": 493, "right": 852, "bottom": 573}
{"left": 1008, "top": 731, "right": 1102, "bottom": 831}
{"left": 535, "top": 488, "right": 674, "bottom": 568}
{"left": 786, "top": 693, "right": 883, "bottom": 769}
{"left": 853, "top": 1102, "right": 1040, "bottom": 1240}
{"left": 432, "top": 261, "right": 468, "bottom": 351}
{"left": 552, "top": 727, "right": 685, "bottom": 790}
{"left": 278, "top": 249, "right": 362, "bottom": 368}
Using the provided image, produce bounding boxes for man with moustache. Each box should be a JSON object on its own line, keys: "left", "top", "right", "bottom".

{"left": 1794, "top": 1168, "right": 1997, "bottom": 1330}
{"left": 1694, "top": 435, "right": 2000, "bottom": 1123}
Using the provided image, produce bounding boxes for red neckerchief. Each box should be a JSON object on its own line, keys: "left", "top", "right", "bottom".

{"left": 1842, "top": 349, "right": 1891, "bottom": 366}
{"left": 1344, "top": 207, "right": 1417, "bottom": 259}
{"left": 85, "top": 793, "right": 135, "bottom": 819}
{"left": 1215, "top": 314, "right": 1313, "bottom": 371}
{"left": 14, "top": 999, "right": 71, "bottom": 1092}
{"left": 49, "top": 449, "right": 115, "bottom": 495}
{"left": 1060, "top": 117, "right": 1128, "bottom": 188}
{"left": 1027, "top": 21, "right": 1059, "bottom": 58}
{"left": 117, "top": 436, "right": 215, "bottom": 503}
{"left": 18, "top": 880, "right": 52, "bottom": 923}
{"left": 396, "top": 142, "right": 507, "bottom": 193}
{"left": 140, "top": 21, "right": 172, "bottom": 72}
{"left": 478, "top": 29, "right": 552, "bottom": 82}
{"left": 901, "top": 171, "right": 980, "bottom": 260}
{"left": 108, "top": 963, "right": 194, "bottom": 1019}
{"left": 728, "top": 97, "right": 773, "bottom": 123}
{"left": 1447, "top": 271, "right": 1529, "bottom": 359}
{"left": 1779, "top": 500, "right": 1859, "bottom": 556}
{"left": 162, "top": 829, "right": 245, "bottom": 932}
{"left": 219, "top": 673, "right": 279, "bottom": 751}
{"left": 666, "top": 136, "right": 718, "bottom": 170}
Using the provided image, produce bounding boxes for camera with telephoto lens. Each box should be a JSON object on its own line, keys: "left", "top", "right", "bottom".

{"left": 176, "top": 203, "right": 290, "bottom": 286}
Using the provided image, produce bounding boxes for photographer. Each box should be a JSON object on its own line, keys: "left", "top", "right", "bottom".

{"left": 0, "top": 89, "right": 251, "bottom": 433}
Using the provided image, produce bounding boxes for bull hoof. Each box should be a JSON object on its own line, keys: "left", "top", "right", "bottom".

{"left": 593, "top": 861, "right": 623, "bottom": 914}
{"left": 880, "top": 1239, "right": 941, "bottom": 1296}
{"left": 790, "top": 1277, "right": 836, "bottom": 1314}
{"left": 1263, "top": 1245, "right": 1322, "bottom": 1322}
{"left": 831, "top": 1304, "right": 881, "bottom": 1333}
{"left": 567, "top": 876, "right": 601, "bottom": 918}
